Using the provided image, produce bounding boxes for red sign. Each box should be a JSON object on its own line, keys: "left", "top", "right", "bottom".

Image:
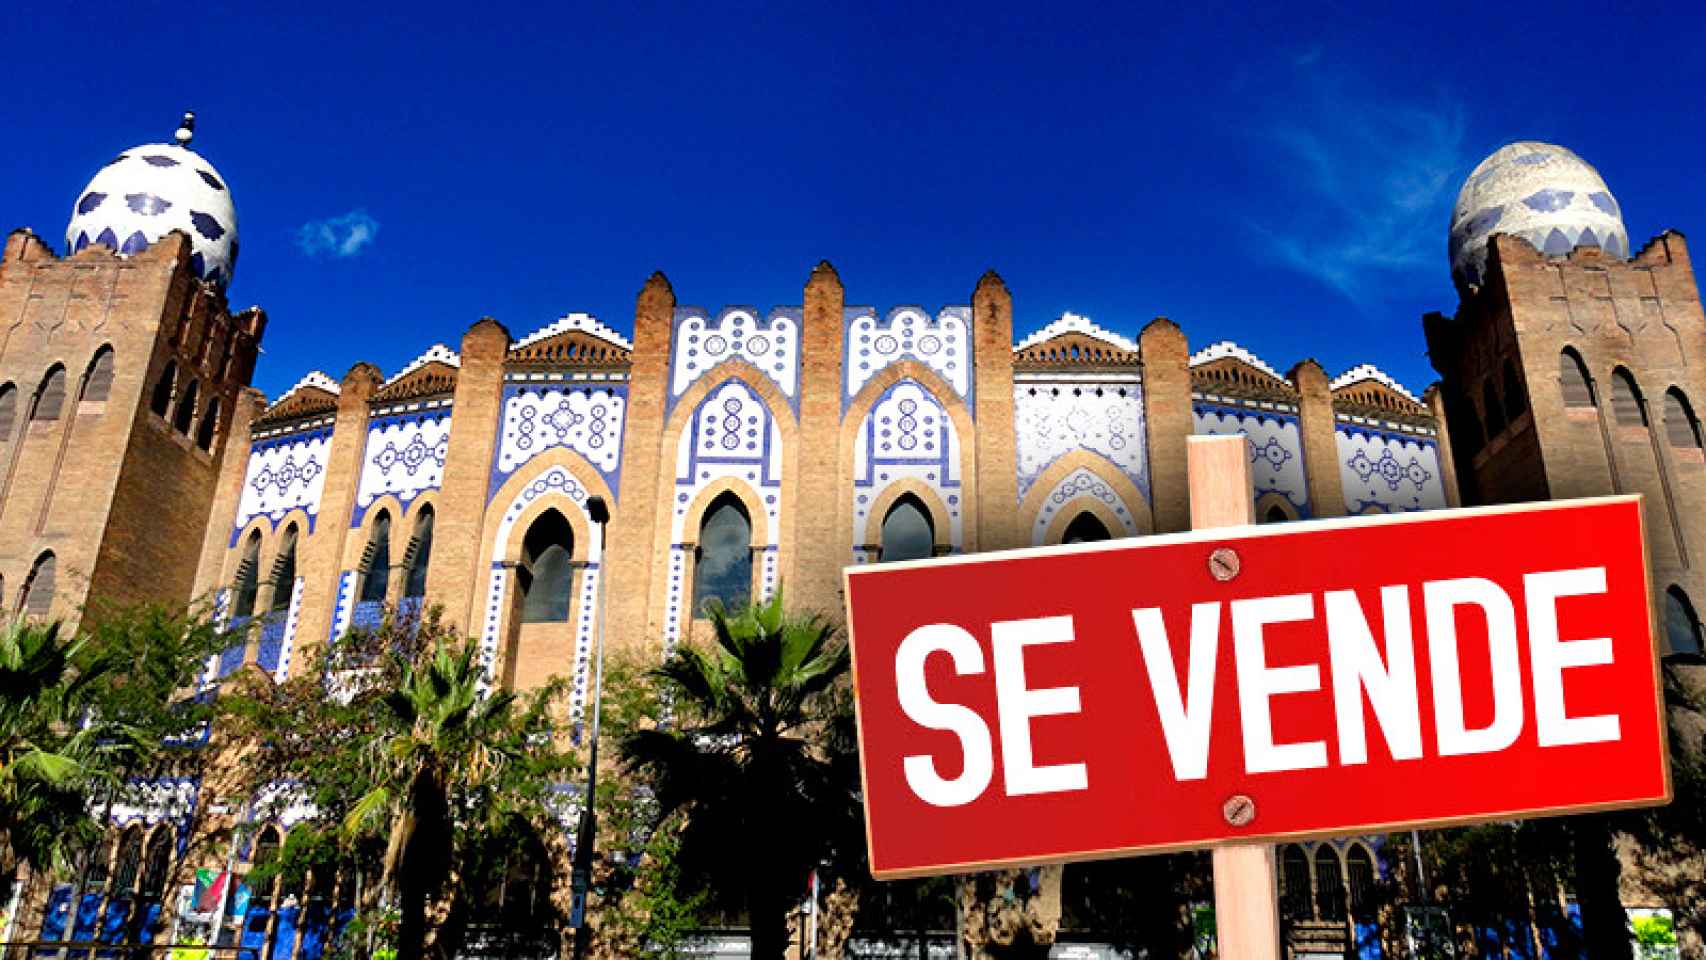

{"left": 844, "top": 497, "right": 1670, "bottom": 879}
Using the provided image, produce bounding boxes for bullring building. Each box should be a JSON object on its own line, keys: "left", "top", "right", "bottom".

{"left": 1, "top": 115, "right": 1703, "bottom": 957}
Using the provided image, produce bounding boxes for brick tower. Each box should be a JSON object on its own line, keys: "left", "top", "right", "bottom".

{"left": 1426, "top": 141, "right": 1706, "bottom": 656}
{"left": 0, "top": 115, "right": 262, "bottom": 622}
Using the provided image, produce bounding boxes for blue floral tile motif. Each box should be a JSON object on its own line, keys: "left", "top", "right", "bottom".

{"left": 77, "top": 192, "right": 106, "bottom": 215}
{"left": 842, "top": 305, "right": 972, "bottom": 409}
{"left": 1014, "top": 380, "right": 1148, "bottom": 505}
{"left": 251, "top": 452, "right": 325, "bottom": 497}
{"left": 851, "top": 379, "right": 963, "bottom": 550}
{"left": 1030, "top": 467, "right": 1138, "bottom": 544}
{"left": 1336, "top": 426, "right": 1448, "bottom": 513}
{"left": 354, "top": 412, "right": 451, "bottom": 527}
{"left": 1251, "top": 436, "right": 1293, "bottom": 470}
{"left": 669, "top": 306, "right": 800, "bottom": 410}
{"left": 1194, "top": 403, "right": 1310, "bottom": 517}
{"left": 491, "top": 385, "right": 625, "bottom": 501}
{"left": 233, "top": 426, "right": 334, "bottom": 538}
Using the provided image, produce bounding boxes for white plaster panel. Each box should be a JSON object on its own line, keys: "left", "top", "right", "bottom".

{"left": 496, "top": 385, "right": 624, "bottom": 480}
{"left": 672, "top": 308, "right": 799, "bottom": 403}
{"left": 1014, "top": 381, "right": 1147, "bottom": 502}
{"left": 356, "top": 413, "right": 451, "bottom": 516}
{"left": 1030, "top": 467, "right": 1141, "bottom": 546}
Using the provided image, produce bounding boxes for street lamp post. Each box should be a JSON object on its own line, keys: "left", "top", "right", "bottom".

{"left": 570, "top": 496, "right": 611, "bottom": 960}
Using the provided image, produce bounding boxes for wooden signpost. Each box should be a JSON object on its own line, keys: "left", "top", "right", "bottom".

{"left": 842, "top": 434, "right": 1671, "bottom": 957}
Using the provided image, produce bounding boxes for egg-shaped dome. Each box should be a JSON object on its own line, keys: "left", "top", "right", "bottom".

{"left": 65, "top": 114, "right": 238, "bottom": 286}
{"left": 1449, "top": 141, "right": 1627, "bottom": 288}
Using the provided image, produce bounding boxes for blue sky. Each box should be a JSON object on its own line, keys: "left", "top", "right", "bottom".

{"left": 8, "top": 2, "right": 1704, "bottom": 399}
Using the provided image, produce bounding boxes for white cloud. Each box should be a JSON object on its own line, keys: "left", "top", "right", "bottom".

{"left": 297, "top": 210, "right": 380, "bottom": 259}
{"left": 1245, "top": 60, "right": 1469, "bottom": 303}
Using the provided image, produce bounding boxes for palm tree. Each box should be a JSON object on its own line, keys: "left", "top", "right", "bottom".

{"left": 342, "top": 638, "right": 563, "bottom": 960}
{"left": 620, "top": 589, "right": 852, "bottom": 960}
{"left": 0, "top": 620, "right": 112, "bottom": 892}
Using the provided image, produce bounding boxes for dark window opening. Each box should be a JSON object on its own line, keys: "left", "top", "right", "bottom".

{"left": 693, "top": 493, "right": 753, "bottom": 611}
{"left": 232, "top": 531, "right": 261, "bottom": 618}
{"left": 404, "top": 507, "right": 435, "bottom": 598}
{"left": 1664, "top": 389, "right": 1702, "bottom": 451}
{"left": 173, "top": 379, "right": 200, "bottom": 434}
{"left": 31, "top": 366, "right": 66, "bottom": 422}
{"left": 1315, "top": 845, "right": 1346, "bottom": 922}
{"left": 520, "top": 509, "right": 575, "bottom": 623}
{"left": 359, "top": 512, "right": 392, "bottom": 603}
{"left": 1502, "top": 358, "right": 1527, "bottom": 420}
{"left": 196, "top": 396, "right": 220, "bottom": 450}
{"left": 1560, "top": 350, "right": 1594, "bottom": 409}
{"left": 879, "top": 494, "right": 934, "bottom": 562}
{"left": 21, "top": 552, "right": 56, "bottom": 618}
{"left": 269, "top": 526, "right": 299, "bottom": 614}
{"left": 82, "top": 347, "right": 115, "bottom": 403}
{"left": 150, "top": 362, "right": 177, "bottom": 417}
{"left": 1665, "top": 585, "right": 1703, "bottom": 656}
{"left": 1062, "top": 511, "right": 1112, "bottom": 543}
{"left": 1611, "top": 368, "right": 1645, "bottom": 427}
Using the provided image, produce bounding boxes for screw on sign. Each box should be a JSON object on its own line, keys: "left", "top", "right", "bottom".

{"left": 843, "top": 436, "right": 1671, "bottom": 960}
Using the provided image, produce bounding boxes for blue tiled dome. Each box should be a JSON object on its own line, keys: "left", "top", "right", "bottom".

{"left": 1450, "top": 142, "right": 1627, "bottom": 288}
{"left": 65, "top": 115, "right": 238, "bottom": 286}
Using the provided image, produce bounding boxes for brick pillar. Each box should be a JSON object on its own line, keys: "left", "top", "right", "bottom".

{"left": 424, "top": 318, "right": 510, "bottom": 632}
{"left": 796, "top": 261, "right": 844, "bottom": 615}
{"left": 1140, "top": 318, "right": 1193, "bottom": 533}
{"left": 1288, "top": 359, "right": 1346, "bottom": 519}
{"left": 190, "top": 388, "right": 266, "bottom": 602}
{"left": 288, "top": 363, "right": 381, "bottom": 665}
{"left": 972, "top": 272, "right": 1020, "bottom": 553}
{"left": 605, "top": 273, "right": 675, "bottom": 653}
{"left": 1425, "top": 385, "right": 1463, "bottom": 507}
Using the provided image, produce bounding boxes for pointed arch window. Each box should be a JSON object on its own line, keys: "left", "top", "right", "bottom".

{"left": 1062, "top": 511, "right": 1112, "bottom": 543}
{"left": 693, "top": 493, "right": 752, "bottom": 611}
{"left": 404, "top": 506, "right": 435, "bottom": 599}
{"left": 1446, "top": 390, "right": 1483, "bottom": 454}
{"left": 196, "top": 396, "right": 220, "bottom": 451}
{"left": 359, "top": 511, "right": 393, "bottom": 603}
{"left": 81, "top": 347, "right": 116, "bottom": 403}
{"left": 31, "top": 366, "right": 66, "bottom": 422}
{"left": 150, "top": 361, "right": 177, "bottom": 417}
{"left": 112, "top": 825, "right": 145, "bottom": 896}
{"left": 1559, "top": 350, "right": 1594, "bottom": 409}
{"left": 0, "top": 383, "right": 15, "bottom": 441}
{"left": 1665, "top": 585, "right": 1703, "bottom": 656}
{"left": 21, "top": 552, "right": 56, "bottom": 618}
{"left": 1314, "top": 845, "right": 1347, "bottom": 921}
{"left": 1279, "top": 844, "right": 1312, "bottom": 921}
{"left": 1664, "top": 389, "right": 1702, "bottom": 454}
{"left": 232, "top": 531, "right": 262, "bottom": 619}
{"left": 879, "top": 494, "right": 934, "bottom": 563}
{"left": 173, "top": 379, "right": 200, "bottom": 434}
{"left": 269, "top": 525, "right": 299, "bottom": 614}
{"left": 1262, "top": 504, "right": 1290, "bottom": 525}
{"left": 139, "top": 829, "right": 173, "bottom": 901}
{"left": 1346, "top": 844, "right": 1376, "bottom": 916}
{"left": 1481, "top": 377, "right": 1507, "bottom": 438}
{"left": 519, "top": 509, "right": 575, "bottom": 623}
{"left": 1610, "top": 368, "right": 1645, "bottom": 427}
{"left": 1502, "top": 358, "right": 1527, "bottom": 420}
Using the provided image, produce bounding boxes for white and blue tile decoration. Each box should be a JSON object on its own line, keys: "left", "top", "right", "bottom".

{"left": 66, "top": 138, "right": 238, "bottom": 285}
{"left": 1030, "top": 467, "right": 1140, "bottom": 544}
{"left": 662, "top": 378, "right": 785, "bottom": 652}
{"left": 491, "top": 384, "right": 624, "bottom": 499}
{"left": 670, "top": 307, "right": 800, "bottom": 410}
{"left": 843, "top": 306, "right": 972, "bottom": 407}
{"left": 850, "top": 379, "right": 963, "bottom": 560}
{"left": 353, "top": 410, "right": 450, "bottom": 527}
{"left": 1336, "top": 426, "right": 1448, "bottom": 514}
{"left": 1194, "top": 402, "right": 1311, "bottom": 518}
{"left": 1450, "top": 141, "right": 1628, "bottom": 288}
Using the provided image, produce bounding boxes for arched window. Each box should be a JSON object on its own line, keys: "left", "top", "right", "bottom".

{"left": 195, "top": 396, "right": 220, "bottom": 450}
{"left": 149, "top": 361, "right": 177, "bottom": 417}
{"left": 232, "top": 531, "right": 262, "bottom": 619}
{"left": 0, "top": 383, "right": 15, "bottom": 444}
{"left": 1445, "top": 390, "right": 1483, "bottom": 453}
{"left": 85, "top": 832, "right": 115, "bottom": 889}
{"left": 172, "top": 379, "right": 199, "bottom": 434}
{"left": 1280, "top": 844, "right": 1312, "bottom": 921}
{"left": 81, "top": 347, "right": 115, "bottom": 403}
{"left": 359, "top": 511, "right": 392, "bottom": 603}
{"left": 1346, "top": 844, "right": 1376, "bottom": 918}
{"left": 1262, "top": 504, "right": 1290, "bottom": 525}
{"left": 112, "top": 825, "right": 145, "bottom": 896}
{"left": 488, "top": 830, "right": 552, "bottom": 929}
{"left": 1062, "top": 511, "right": 1112, "bottom": 543}
{"left": 139, "top": 829, "right": 173, "bottom": 901}
{"left": 31, "top": 366, "right": 66, "bottom": 422}
{"left": 879, "top": 494, "right": 934, "bottom": 562}
{"left": 520, "top": 509, "right": 575, "bottom": 623}
{"left": 1664, "top": 586, "right": 1703, "bottom": 656}
{"left": 693, "top": 493, "right": 752, "bottom": 611}
{"left": 1502, "top": 358, "right": 1528, "bottom": 420}
{"left": 404, "top": 506, "right": 435, "bottom": 599}
{"left": 251, "top": 825, "right": 284, "bottom": 910}
{"left": 269, "top": 525, "right": 299, "bottom": 614}
{"left": 1610, "top": 368, "right": 1645, "bottom": 427}
{"left": 1664, "top": 389, "right": 1702, "bottom": 454}
{"left": 1559, "top": 350, "right": 1594, "bottom": 409}
{"left": 21, "top": 552, "right": 56, "bottom": 618}
{"left": 1315, "top": 845, "right": 1347, "bottom": 921}
{"left": 1481, "top": 377, "right": 1507, "bottom": 438}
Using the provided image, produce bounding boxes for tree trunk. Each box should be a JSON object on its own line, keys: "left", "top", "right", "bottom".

{"left": 397, "top": 868, "right": 428, "bottom": 960}
{"left": 748, "top": 872, "right": 791, "bottom": 960}
{"left": 1572, "top": 815, "right": 1632, "bottom": 960}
